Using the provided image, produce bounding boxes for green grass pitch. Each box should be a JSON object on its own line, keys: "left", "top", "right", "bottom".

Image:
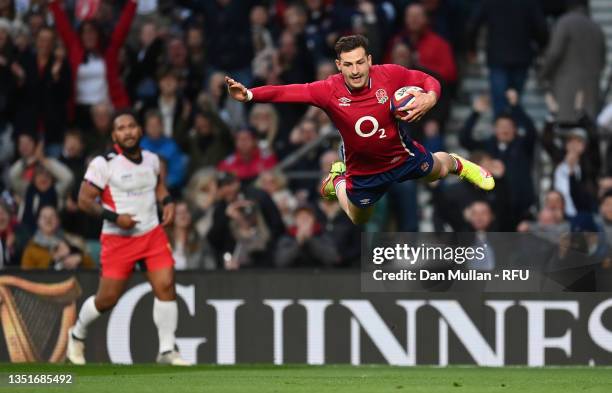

{"left": 1, "top": 363, "right": 611, "bottom": 393}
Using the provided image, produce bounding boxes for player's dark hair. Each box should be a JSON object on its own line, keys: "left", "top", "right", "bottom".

{"left": 111, "top": 109, "right": 138, "bottom": 131}
{"left": 334, "top": 35, "right": 369, "bottom": 59}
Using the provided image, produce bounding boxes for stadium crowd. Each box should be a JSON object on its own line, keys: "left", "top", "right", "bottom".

{"left": 0, "top": 0, "right": 611, "bottom": 272}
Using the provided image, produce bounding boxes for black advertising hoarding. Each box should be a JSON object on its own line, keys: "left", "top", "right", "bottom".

{"left": 1, "top": 271, "right": 612, "bottom": 366}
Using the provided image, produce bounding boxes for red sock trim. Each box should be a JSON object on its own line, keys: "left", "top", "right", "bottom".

{"left": 333, "top": 174, "right": 346, "bottom": 188}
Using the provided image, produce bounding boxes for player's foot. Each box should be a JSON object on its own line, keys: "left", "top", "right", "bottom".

{"left": 320, "top": 161, "right": 346, "bottom": 201}
{"left": 450, "top": 153, "right": 495, "bottom": 191}
{"left": 66, "top": 327, "right": 86, "bottom": 365}
{"left": 156, "top": 350, "right": 191, "bottom": 366}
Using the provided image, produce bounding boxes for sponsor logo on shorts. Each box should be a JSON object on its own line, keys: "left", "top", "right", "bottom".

{"left": 420, "top": 162, "right": 430, "bottom": 172}
{"left": 359, "top": 198, "right": 371, "bottom": 205}
{"left": 375, "top": 89, "right": 388, "bottom": 104}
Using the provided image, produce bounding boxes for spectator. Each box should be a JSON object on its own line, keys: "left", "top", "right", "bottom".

{"left": 256, "top": 170, "right": 298, "bottom": 227}
{"left": 552, "top": 128, "right": 598, "bottom": 216}
{"left": 275, "top": 203, "right": 340, "bottom": 268}
{"left": 217, "top": 128, "right": 277, "bottom": 184}
{"left": 140, "top": 67, "right": 190, "bottom": 140}
{"left": 463, "top": 200, "right": 498, "bottom": 272}
{"left": 517, "top": 207, "right": 571, "bottom": 242}
{"left": 600, "top": 178, "right": 612, "bottom": 199}
{"left": 14, "top": 26, "right": 71, "bottom": 155}
{"left": 248, "top": 103, "right": 281, "bottom": 155}
{"left": 17, "top": 161, "right": 73, "bottom": 234}
{"left": 0, "top": 1, "right": 15, "bottom": 20}
{"left": 49, "top": 0, "right": 137, "bottom": 127}
{"left": 540, "top": 109, "right": 601, "bottom": 177}
{"left": 540, "top": 0, "right": 606, "bottom": 123}
{"left": 249, "top": 4, "right": 273, "bottom": 56}
{"left": 84, "top": 102, "right": 113, "bottom": 156}
{"left": 166, "top": 200, "right": 216, "bottom": 270}
{"left": 304, "top": 104, "right": 334, "bottom": 136}
{"left": 432, "top": 151, "right": 510, "bottom": 231}
{"left": 459, "top": 90, "right": 536, "bottom": 228}
{"left": 24, "top": 11, "right": 45, "bottom": 39}
{"left": 208, "top": 171, "right": 284, "bottom": 268}
{"left": 0, "top": 200, "right": 28, "bottom": 268}
{"left": 467, "top": 0, "right": 547, "bottom": 116}
{"left": 59, "top": 129, "right": 86, "bottom": 189}
{"left": 9, "top": 133, "right": 73, "bottom": 199}
{"left": 202, "top": 70, "right": 245, "bottom": 131}
{"left": 125, "top": 21, "right": 164, "bottom": 102}
{"left": 184, "top": 25, "right": 207, "bottom": 95}
{"left": 288, "top": 118, "right": 325, "bottom": 197}
{"left": 140, "top": 110, "right": 188, "bottom": 194}
{"left": 277, "top": 30, "right": 315, "bottom": 79}
{"left": 21, "top": 205, "right": 95, "bottom": 270}
{"left": 317, "top": 198, "right": 360, "bottom": 267}
{"left": 184, "top": 167, "right": 217, "bottom": 241}
{"left": 465, "top": 200, "right": 496, "bottom": 232}
{"left": 386, "top": 3, "right": 457, "bottom": 84}
{"left": 166, "top": 36, "right": 201, "bottom": 101}
{"left": 543, "top": 190, "right": 569, "bottom": 222}
{"left": 184, "top": 110, "right": 233, "bottom": 176}
{"left": 0, "top": 17, "right": 20, "bottom": 131}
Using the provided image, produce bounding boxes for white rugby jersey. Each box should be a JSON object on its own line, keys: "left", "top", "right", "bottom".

{"left": 84, "top": 149, "right": 160, "bottom": 236}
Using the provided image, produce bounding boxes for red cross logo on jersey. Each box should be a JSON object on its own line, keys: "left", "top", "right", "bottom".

{"left": 375, "top": 89, "right": 388, "bottom": 104}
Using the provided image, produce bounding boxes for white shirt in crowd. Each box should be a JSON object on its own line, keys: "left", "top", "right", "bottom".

{"left": 76, "top": 56, "right": 110, "bottom": 105}
{"left": 158, "top": 97, "right": 176, "bottom": 138}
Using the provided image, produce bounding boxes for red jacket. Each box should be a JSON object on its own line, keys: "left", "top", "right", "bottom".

{"left": 217, "top": 148, "right": 278, "bottom": 181}
{"left": 386, "top": 29, "right": 457, "bottom": 83}
{"left": 50, "top": 0, "right": 135, "bottom": 114}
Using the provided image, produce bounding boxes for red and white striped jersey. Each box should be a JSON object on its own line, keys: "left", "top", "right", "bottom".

{"left": 84, "top": 149, "right": 160, "bottom": 236}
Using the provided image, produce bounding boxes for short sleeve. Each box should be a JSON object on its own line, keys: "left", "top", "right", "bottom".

{"left": 84, "top": 156, "right": 110, "bottom": 190}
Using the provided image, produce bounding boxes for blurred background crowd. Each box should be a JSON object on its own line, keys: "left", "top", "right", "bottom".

{"left": 0, "top": 0, "right": 611, "bottom": 272}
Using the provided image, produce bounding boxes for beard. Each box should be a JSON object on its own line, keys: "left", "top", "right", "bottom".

{"left": 117, "top": 136, "right": 142, "bottom": 155}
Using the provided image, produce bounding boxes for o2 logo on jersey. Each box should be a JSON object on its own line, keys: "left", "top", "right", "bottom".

{"left": 354, "top": 116, "right": 386, "bottom": 139}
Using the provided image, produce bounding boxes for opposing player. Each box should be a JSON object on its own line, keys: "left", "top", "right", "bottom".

{"left": 226, "top": 35, "right": 494, "bottom": 225}
{"left": 66, "top": 110, "right": 189, "bottom": 365}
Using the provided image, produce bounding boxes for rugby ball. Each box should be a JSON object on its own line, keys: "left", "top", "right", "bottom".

{"left": 390, "top": 86, "right": 425, "bottom": 117}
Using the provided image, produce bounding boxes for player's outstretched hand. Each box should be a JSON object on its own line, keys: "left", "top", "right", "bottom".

{"left": 397, "top": 91, "right": 437, "bottom": 122}
{"left": 116, "top": 214, "right": 139, "bottom": 230}
{"left": 161, "top": 203, "right": 175, "bottom": 227}
{"left": 225, "top": 76, "right": 249, "bottom": 102}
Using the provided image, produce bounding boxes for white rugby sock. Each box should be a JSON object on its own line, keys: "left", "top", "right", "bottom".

{"left": 153, "top": 298, "right": 178, "bottom": 354}
{"left": 72, "top": 296, "right": 101, "bottom": 340}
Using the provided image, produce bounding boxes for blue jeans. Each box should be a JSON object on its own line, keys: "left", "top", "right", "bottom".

{"left": 488, "top": 65, "right": 528, "bottom": 117}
